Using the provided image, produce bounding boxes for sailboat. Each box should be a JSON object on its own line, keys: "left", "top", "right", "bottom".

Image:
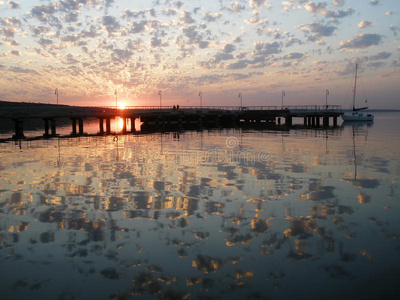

{"left": 341, "top": 64, "right": 374, "bottom": 122}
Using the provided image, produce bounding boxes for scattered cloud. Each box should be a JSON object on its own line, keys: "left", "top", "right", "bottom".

{"left": 0, "top": 27, "right": 16, "bottom": 38}
{"left": 225, "top": 2, "right": 246, "bottom": 13}
{"left": 358, "top": 21, "right": 373, "bottom": 29}
{"left": 325, "top": 7, "right": 354, "bottom": 19}
{"left": 29, "top": 4, "right": 57, "bottom": 22}
{"left": 7, "top": 1, "right": 19, "bottom": 9}
{"left": 304, "top": 1, "right": 354, "bottom": 20}
{"left": 368, "top": 61, "right": 385, "bottom": 69}
{"left": 37, "top": 37, "right": 54, "bottom": 47}
{"left": 390, "top": 25, "right": 399, "bottom": 37}
{"left": 181, "top": 11, "right": 195, "bottom": 24}
{"left": 283, "top": 52, "right": 305, "bottom": 60}
{"left": 253, "top": 41, "right": 281, "bottom": 56}
{"left": 9, "top": 66, "right": 39, "bottom": 75}
{"left": 223, "top": 43, "right": 236, "bottom": 53}
{"left": 369, "top": 52, "right": 391, "bottom": 60}
{"left": 298, "top": 22, "right": 337, "bottom": 43}
{"left": 112, "top": 49, "right": 133, "bottom": 62}
{"left": 305, "top": 1, "right": 327, "bottom": 14}
{"left": 130, "top": 20, "right": 148, "bottom": 34}
{"left": 203, "top": 12, "right": 222, "bottom": 22}
{"left": 122, "top": 9, "right": 146, "bottom": 19}
{"left": 333, "top": 0, "right": 345, "bottom": 6}
{"left": 102, "top": 15, "right": 121, "bottom": 36}
{"left": 249, "top": 0, "right": 272, "bottom": 9}
{"left": 340, "top": 33, "right": 382, "bottom": 49}
{"left": 10, "top": 49, "right": 20, "bottom": 56}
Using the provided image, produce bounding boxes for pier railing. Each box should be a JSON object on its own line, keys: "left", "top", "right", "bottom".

{"left": 0, "top": 104, "right": 343, "bottom": 118}
{"left": 102, "top": 105, "right": 343, "bottom": 112}
{"left": 108, "top": 105, "right": 343, "bottom": 112}
{"left": 284, "top": 105, "right": 343, "bottom": 113}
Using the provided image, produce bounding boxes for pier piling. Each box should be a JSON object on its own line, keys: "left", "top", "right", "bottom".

{"left": 43, "top": 118, "right": 57, "bottom": 137}
{"left": 12, "top": 119, "right": 25, "bottom": 139}
{"left": 71, "top": 118, "right": 84, "bottom": 136}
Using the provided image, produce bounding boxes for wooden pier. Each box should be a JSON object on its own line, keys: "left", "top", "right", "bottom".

{"left": 0, "top": 103, "right": 343, "bottom": 140}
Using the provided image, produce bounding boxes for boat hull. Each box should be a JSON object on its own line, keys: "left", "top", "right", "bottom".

{"left": 341, "top": 114, "right": 374, "bottom": 122}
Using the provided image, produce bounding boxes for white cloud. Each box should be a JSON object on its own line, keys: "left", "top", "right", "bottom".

{"left": 181, "top": 11, "right": 195, "bottom": 24}
{"left": 325, "top": 7, "right": 354, "bottom": 19}
{"left": 305, "top": 1, "right": 327, "bottom": 14}
{"left": 249, "top": 0, "right": 272, "bottom": 9}
{"left": 333, "top": 0, "right": 345, "bottom": 6}
{"left": 358, "top": 21, "right": 373, "bottom": 29}
{"left": 226, "top": 2, "right": 246, "bottom": 12}
{"left": 304, "top": 1, "right": 354, "bottom": 20}
{"left": 102, "top": 15, "right": 121, "bottom": 36}
{"left": 308, "top": 23, "right": 336, "bottom": 36}
{"left": 283, "top": 52, "right": 305, "bottom": 60}
{"left": 130, "top": 20, "right": 147, "bottom": 34}
{"left": 340, "top": 33, "right": 382, "bottom": 49}
{"left": 7, "top": 1, "right": 20, "bottom": 9}
{"left": 38, "top": 37, "right": 53, "bottom": 47}
{"left": 390, "top": 25, "right": 399, "bottom": 37}
{"left": 203, "top": 12, "right": 222, "bottom": 22}
{"left": 123, "top": 9, "right": 146, "bottom": 19}
{"left": 161, "top": 8, "right": 178, "bottom": 16}
{"left": 223, "top": 43, "right": 236, "bottom": 53}
{"left": 29, "top": 4, "right": 57, "bottom": 22}
{"left": 298, "top": 22, "right": 336, "bottom": 43}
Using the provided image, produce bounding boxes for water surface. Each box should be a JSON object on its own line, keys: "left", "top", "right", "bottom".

{"left": 1, "top": 112, "right": 399, "bottom": 299}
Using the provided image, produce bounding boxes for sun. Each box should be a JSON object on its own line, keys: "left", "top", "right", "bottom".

{"left": 118, "top": 103, "right": 126, "bottom": 109}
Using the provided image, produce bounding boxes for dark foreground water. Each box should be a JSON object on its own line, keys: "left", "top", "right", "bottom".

{"left": 1, "top": 112, "right": 400, "bottom": 299}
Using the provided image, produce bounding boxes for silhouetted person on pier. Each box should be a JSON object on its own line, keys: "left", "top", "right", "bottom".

{"left": 177, "top": 105, "right": 179, "bottom": 111}
{"left": 173, "top": 105, "right": 176, "bottom": 111}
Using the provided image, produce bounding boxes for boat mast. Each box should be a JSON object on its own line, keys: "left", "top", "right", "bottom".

{"left": 353, "top": 63, "right": 358, "bottom": 111}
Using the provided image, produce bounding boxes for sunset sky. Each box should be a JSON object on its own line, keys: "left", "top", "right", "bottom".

{"left": 0, "top": 0, "right": 399, "bottom": 108}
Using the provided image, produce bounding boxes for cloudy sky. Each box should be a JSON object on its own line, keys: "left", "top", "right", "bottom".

{"left": 0, "top": 0, "right": 399, "bottom": 108}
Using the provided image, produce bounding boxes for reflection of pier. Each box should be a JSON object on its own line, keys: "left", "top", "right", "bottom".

{"left": 1, "top": 103, "right": 343, "bottom": 140}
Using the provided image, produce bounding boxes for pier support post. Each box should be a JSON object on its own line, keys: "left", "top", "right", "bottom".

{"left": 12, "top": 119, "right": 25, "bottom": 139}
{"left": 333, "top": 117, "right": 338, "bottom": 127}
{"left": 121, "top": 117, "right": 127, "bottom": 133}
{"left": 323, "top": 117, "right": 329, "bottom": 127}
{"left": 131, "top": 117, "right": 136, "bottom": 132}
{"left": 98, "top": 118, "right": 104, "bottom": 134}
{"left": 315, "top": 117, "right": 320, "bottom": 127}
{"left": 106, "top": 118, "right": 112, "bottom": 134}
{"left": 51, "top": 119, "right": 57, "bottom": 136}
{"left": 44, "top": 118, "right": 57, "bottom": 137}
{"left": 311, "top": 117, "right": 316, "bottom": 127}
{"left": 44, "top": 118, "right": 50, "bottom": 136}
{"left": 78, "top": 118, "right": 84, "bottom": 135}
{"left": 71, "top": 118, "right": 77, "bottom": 135}
{"left": 285, "top": 116, "right": 292, "bottom": 126}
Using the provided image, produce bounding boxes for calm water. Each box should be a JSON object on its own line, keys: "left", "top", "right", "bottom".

{"left": 1, "top": 112, "right": 400, "bottom": 299}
